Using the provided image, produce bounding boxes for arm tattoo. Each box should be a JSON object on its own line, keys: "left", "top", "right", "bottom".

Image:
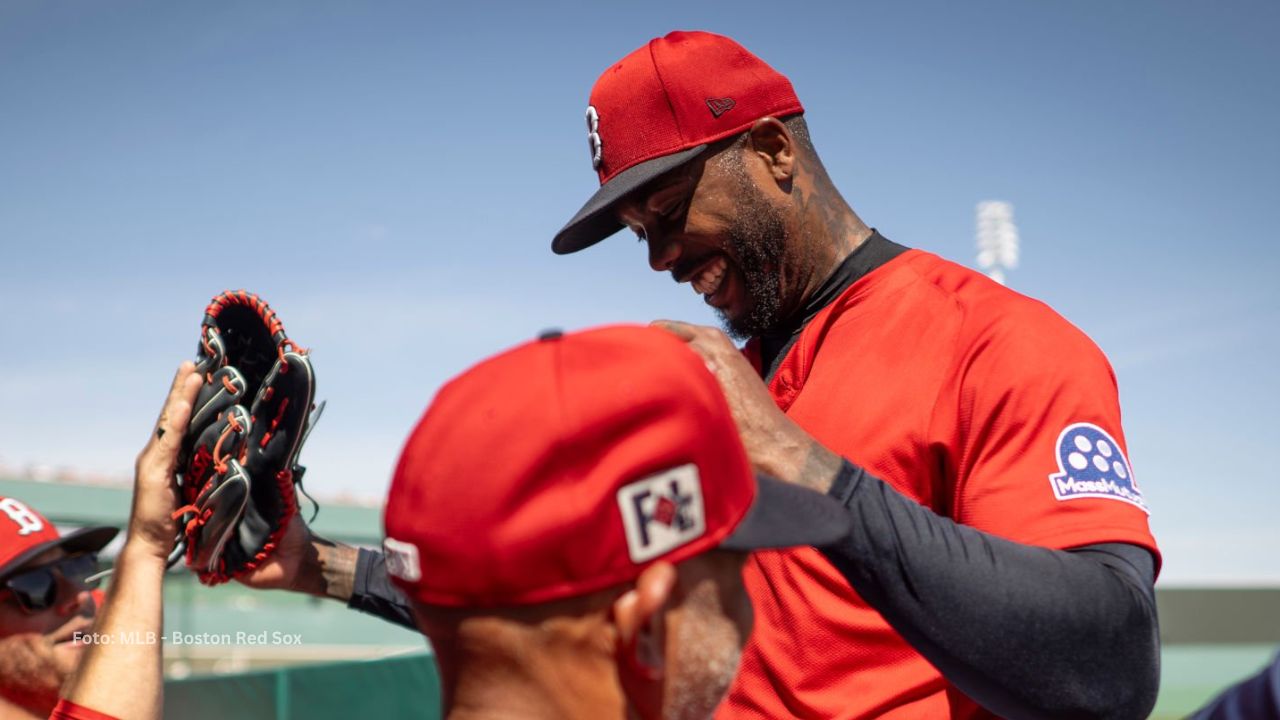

{"left": 299, "top": 535, "right": 358, "bottom": 601}
{"left": 797, "top": 439, "right": 844, "bottom": 493}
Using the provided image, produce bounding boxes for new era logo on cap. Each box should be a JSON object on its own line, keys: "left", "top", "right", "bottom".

{"left": 705, "top": 97, "right": 735, "bottom": 118}
{"left": 617, "top": 464, "right": 707, "bottom": 563}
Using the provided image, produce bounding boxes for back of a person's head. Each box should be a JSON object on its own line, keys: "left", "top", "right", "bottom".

{"left": 380, "top": 325, "right": 850, "bottom": 719}
{"left": 412, "top": 548, "right": 750, "bottom": 720}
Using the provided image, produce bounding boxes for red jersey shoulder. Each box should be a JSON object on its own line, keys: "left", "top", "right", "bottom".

{"left": 904, "top": 250, "right": 1116, "bottom": 387}
{"left": 905, "top": 251, "right": 1153, "bottom": 526}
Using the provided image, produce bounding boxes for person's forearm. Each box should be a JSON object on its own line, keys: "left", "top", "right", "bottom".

{"left": 752, "top": 422, "right": 845, "bottom": 494}
{"left": 820, "top": 460, "right": 1159, "bottom": 720}
{"left": 62, "top": 543, "right": 167, "bottom": 720}
{"left": 289, "top": 535, "right": 415, "bottom": 629}
{"left": 292, "top": 535, "right": 359, "bottom": 601}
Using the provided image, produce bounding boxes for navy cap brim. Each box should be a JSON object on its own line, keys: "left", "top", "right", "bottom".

{"left": 552, "top": 144, "right": 707, "bottom": 255}
{"left": 721, "top": 474, "right": 852, "bottom": 552}
{"left": 0, "top": 526, "right": 118, "bottom": 583}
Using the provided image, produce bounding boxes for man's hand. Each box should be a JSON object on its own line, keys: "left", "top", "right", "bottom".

{"left": 235, "top": 516, "right": 358, "bottom": 601}
{"left": 55, "top": 362, "right": 199, "bottom": 720}
{"left": 128, "top": 362, "right": 202, "bottom": 561}
{"left": 651, "top": 320, "right": 843, "bottom": 492}
{"left": 234, "top": 515, "right": 312, "bottom": 592}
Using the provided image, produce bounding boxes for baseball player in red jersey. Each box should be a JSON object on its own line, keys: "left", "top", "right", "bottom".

{"left": 0, "top": 499, "right": 114, "bottom": 720}
{"left": 549, "top": 31, "right": 1162, "bottom": 720}
{"left": 0, "top": 371, "right": 202, "bottom": 720}
{"left": 218, "top": 29, "right": 1161, "bottom": 720}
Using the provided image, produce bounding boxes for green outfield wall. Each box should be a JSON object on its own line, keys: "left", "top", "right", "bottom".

{"left": 5, "top": 477, "right": 1277, "bottom": 718}
{"left": 164, "top": 652, "right": 442, "bottom": 719}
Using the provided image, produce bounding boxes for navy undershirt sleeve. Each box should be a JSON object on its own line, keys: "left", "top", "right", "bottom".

{"left": 823, "top": 459, "right": 1160, "bottom": 720}
{"left": 347, "top": 547, "right": 417, "bottom": 631}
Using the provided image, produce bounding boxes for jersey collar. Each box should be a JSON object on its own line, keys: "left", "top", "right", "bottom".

{"left": 757, "top": 230, "right": 909, "bottom": 382}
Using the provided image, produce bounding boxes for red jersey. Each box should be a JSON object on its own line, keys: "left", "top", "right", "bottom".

{"left": 719, "top": 248, "right": 1159, "bottom": 719}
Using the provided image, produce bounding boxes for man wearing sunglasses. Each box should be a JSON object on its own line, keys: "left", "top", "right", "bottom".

{"left": 0, "top": 498, "right": 115, "bottom": 720}
{"left": 548, "top": 30, "right": 1161, "bottom": 720}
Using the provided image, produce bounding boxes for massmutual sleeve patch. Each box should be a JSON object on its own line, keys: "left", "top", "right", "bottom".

{"left": 1049, "top": 423, "right": 1147, "bottom": 514}
{"left": 943, "top": 305, "right": 1158, "bottom": 560}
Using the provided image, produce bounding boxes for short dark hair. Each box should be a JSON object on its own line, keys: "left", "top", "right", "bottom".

{"left": 709, "top": 113, "right": 818, "bottom": 176}
{"left": 713, "top": 113, "right": 812, "bottom": 153}
{"left": 783, "top": 114, "right": 814, "bottom": 154}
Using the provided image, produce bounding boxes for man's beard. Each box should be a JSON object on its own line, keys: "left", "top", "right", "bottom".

{"left": 718, "top": 181, "right": 789, "bottom": 341}
{"left": 662, "top": 582, "right": 746, "bottom": 720}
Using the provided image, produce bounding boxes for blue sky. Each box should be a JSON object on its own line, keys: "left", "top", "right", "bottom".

{"left": 1, "top": 1, "right": 1276, "bottom": 585}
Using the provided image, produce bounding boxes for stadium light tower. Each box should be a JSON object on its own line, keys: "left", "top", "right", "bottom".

{"left": 975, "top": 201, "right": 1019, "bottom": 286}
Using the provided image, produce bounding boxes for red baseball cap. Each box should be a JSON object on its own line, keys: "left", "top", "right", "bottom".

{"left": 552, "top": 30, "right": 804, "bottom": 255}
{"left": 0, "top": 497, "right": 118, "bottom": 583}
{"left": 382, "top": 325, "right": 849, "bottom": 608}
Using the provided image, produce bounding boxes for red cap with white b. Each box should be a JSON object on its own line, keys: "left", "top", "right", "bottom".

{"left": 0, "top": 497, "right": 118, "bottom": 582}
{"left": 552, "top": 31, "right": 804, "bottom": 255}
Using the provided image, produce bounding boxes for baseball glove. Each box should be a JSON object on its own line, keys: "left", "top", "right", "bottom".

{"left": 173, "top": 290, "right": 321, "bottom": 585}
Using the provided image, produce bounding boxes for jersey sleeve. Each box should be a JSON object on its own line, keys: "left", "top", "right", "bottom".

{"left": 946, "top": 300, "right": 1159, "bottom": 567}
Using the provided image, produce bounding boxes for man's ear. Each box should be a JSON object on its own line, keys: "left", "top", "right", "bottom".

{"left": 746, "top": 117, "right": 796, "bottom": 182}
{"left": 612, "top": 561, "right": 678, "bottom": 683}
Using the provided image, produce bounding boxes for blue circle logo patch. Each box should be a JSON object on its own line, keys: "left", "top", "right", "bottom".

{"left": 1048, "top": 423, "right": 1147, "bottom": 514}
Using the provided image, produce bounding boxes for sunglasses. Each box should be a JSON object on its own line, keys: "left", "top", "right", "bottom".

{"left": 1, "top": 554, "right": 101, "bottom": 614}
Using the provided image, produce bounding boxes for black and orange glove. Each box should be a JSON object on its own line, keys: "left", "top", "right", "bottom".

{"left": 173, "top": 290, "right": 321, "bottom": 585}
